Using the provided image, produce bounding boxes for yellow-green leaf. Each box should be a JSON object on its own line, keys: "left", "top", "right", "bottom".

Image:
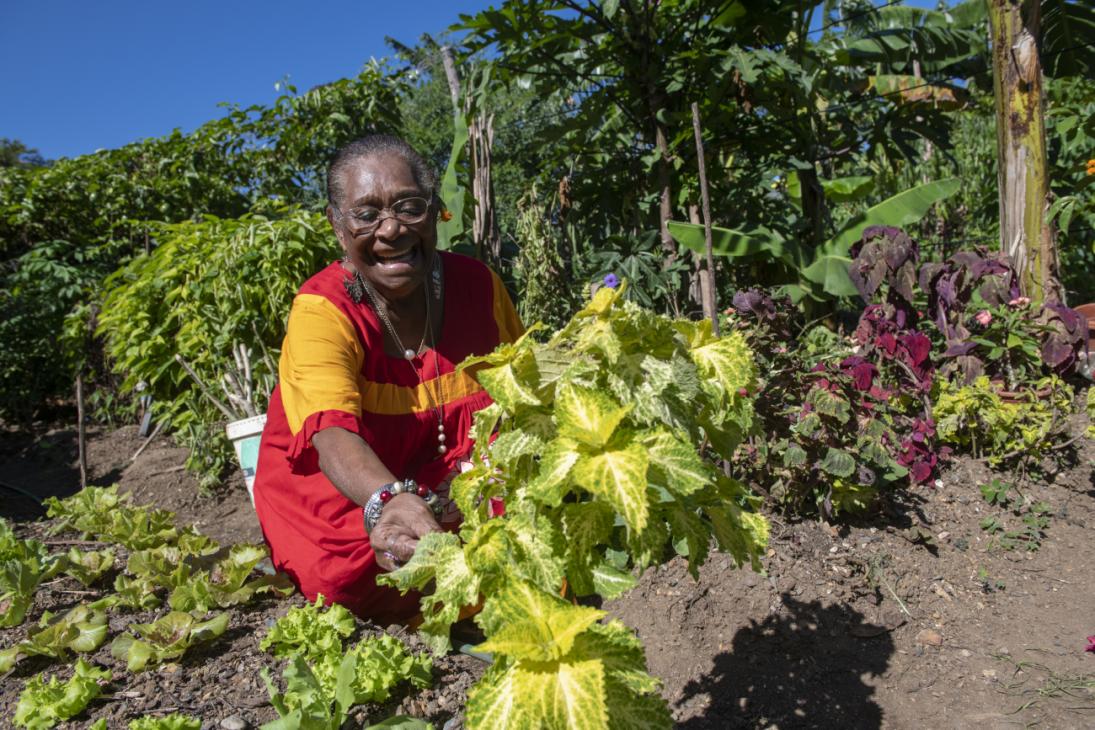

{"left": 476, "top": 581, "right": 603, "bottom": 662}
{"left": 689, "top": 329, "right": 756, "bottom": 398}
{"left": 477, "top": 353, "right": 543, "bottom": 411}
{"left": 555, "top": 383, "right": 630, "bottom": 449}
{"left": 573, "top": 440, "right": 650, "bottom": 534}
{"left": 641, "top": 429, "right": 712, "bottom": 496}
{"left": 527, "top": 438, "right": 581, "bottom": 507}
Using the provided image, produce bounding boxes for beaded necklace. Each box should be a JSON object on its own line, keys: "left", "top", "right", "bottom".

{"left": 354, "top": 257, "right": 448, "bottom": 456}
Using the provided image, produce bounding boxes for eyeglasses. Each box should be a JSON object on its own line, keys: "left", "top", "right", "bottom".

{"left": 334, "top": 197, "right": 431, "bottom": 234}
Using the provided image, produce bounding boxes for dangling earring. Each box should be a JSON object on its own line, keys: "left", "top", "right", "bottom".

{"left": 341, "top": 253, "right": 366, "bottom": 304}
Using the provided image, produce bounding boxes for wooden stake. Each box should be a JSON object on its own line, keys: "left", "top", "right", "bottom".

{"left": 174, "top": 354, "right": 237, "bottom": 420}
{"left": 131, "top": 420, "right": 165, "bottom": 462}
{"left": 691, "top": 102, "right": 720, "bottom": 336}
{"left": 76, "top": 374, "right": 88, "bottom": 489}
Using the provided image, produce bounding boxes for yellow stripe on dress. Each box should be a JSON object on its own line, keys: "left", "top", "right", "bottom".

{"left": 359, "top": 368, "right": 485, "bottom": 416}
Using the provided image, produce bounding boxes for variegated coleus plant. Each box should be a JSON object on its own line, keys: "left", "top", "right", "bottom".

{"left": 380, "top": 282, "right": 768, "bottom": 729}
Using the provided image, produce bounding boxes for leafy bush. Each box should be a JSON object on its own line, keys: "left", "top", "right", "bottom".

{"left": 511, "top": 185, "right": 580, "bottom": 331}
{"left": 917, "top": 247, "right": 1086, "bottom": 383}
{"left": 380, "top": 284, "right": 766, "bottom": 728}
{"left": 0, "top": 63, "right": 404, "bottom": 421}
{"left": 729, "top": 285, "right": 938, "bottom": 517}
{"left": 932, "top": 376, "right": 1074, "bottom": 463}
{"left": 97, "top": 210, "right": 338, "bottom": 487}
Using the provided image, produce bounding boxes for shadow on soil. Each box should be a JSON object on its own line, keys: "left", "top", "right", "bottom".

{"left": 0, "top": 427, "right": 115, "bottom": 522}
{"left": 677, "top": 594, "right": 894, "bottom": 729}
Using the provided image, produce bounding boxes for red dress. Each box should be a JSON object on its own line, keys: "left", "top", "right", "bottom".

{"left": 252, "top": 252, "right": 522, "bottom": 623}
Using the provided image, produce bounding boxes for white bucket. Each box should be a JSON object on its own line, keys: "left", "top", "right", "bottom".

{"left": 225, "top": 414, "right": 267, "bottom": 505}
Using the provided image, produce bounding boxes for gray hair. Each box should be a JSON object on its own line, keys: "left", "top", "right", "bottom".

{"left": 325, "top": 135, "right": 439, "bottom": 209}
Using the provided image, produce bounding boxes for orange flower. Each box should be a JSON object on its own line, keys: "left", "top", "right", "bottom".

{"left": 439, "top": 208, "right": 453, "bottom": 222}
{"left": 1087, "top": 158, "right": 1095, "bottom": 175}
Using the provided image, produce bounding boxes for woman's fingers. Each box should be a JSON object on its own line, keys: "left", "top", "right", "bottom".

{"left": 371, "top": 522, "right": 417, "bottom": 569}
{"left": 370, "top": 493, "right": 441, "bottom": 570}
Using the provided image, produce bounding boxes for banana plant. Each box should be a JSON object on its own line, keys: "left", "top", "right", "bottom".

{"left": 669, "top": 178, "right": 960, "bottom": 305}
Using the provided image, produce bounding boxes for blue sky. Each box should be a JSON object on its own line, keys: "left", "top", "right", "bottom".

{"left": 3, "top": 0, "right": 944, "bottom": 161}
{"left": 1, "top": 0, "right": 492, "bottom": 160}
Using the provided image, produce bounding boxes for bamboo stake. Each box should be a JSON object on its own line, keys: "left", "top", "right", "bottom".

{"left": 76, "top": 374, "right": 88, "bottom": 489}
{"left": 690, "top": 102, "right": 720, "bottom": 336}
{"left": 174, "top": 354, "right": 237, "bottom": 420}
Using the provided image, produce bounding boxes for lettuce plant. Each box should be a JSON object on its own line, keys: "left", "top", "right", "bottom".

{"left": 259, "top": 596, "right": 356, "bottom": 661}
{"left": 109, "top": 610, "right": 229, "bottom": 672}
{"left": 110, "top": 574, "right": 163, "bottom": 611}
{"left": 0, "top": 518, "right": 63, "bottom": 627}
{"left": 59, "top": 547, "right": 116, "bottom": 587}
{"left": 380, "top": 284, "right": 766, "bottom": 728}
{"left": 45, "top": 485, "right": 216, "bottom": 552}
{"left": 260, "top": 597, "right": 432, "bottom": 712}
{"left": 0, "top": 602, "right": 109, "bottom": 674}
{"left": 168, "top": 544, "right": 293, "bottom": 612}
{"left": 13, "top": 658, "right": 111, "bottom": 730}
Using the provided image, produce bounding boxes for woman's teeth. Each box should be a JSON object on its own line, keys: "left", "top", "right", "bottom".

{"left": 376, "top": 249, "right": 416, "bottom": 264}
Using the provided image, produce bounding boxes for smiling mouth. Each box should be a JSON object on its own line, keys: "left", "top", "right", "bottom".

{"left": 375, "top": 247, "right": 418, "bottom": 265}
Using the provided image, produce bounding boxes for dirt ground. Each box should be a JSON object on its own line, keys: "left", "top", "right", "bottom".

{"left": 2, "top": 413, "right": 1093, "bottom": 729}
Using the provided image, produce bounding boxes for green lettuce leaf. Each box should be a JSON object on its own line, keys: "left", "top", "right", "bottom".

{"left": 13, "top": 658, "right": 111, "bottom": 730}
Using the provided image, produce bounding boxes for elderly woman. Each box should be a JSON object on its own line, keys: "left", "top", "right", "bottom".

{"left": 252, "top": 135, "right": 522, "bottom": 623}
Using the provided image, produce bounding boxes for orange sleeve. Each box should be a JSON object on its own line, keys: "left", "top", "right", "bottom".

{"left": 489, "top": 269, "right": 525, "bottom": 345}
{"left": 279, "top": 294, "right": 364, "bottom": 435}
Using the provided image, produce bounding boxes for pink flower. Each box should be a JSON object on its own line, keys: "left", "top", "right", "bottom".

{"left": 974, "top": 310, "right": 993, "bottom": 327}
{"left": 1085, "top": 636, "right": 1095, "bottom": 653}
{"left": 1008, "top": 296, "right": 1031, "bottom": 307}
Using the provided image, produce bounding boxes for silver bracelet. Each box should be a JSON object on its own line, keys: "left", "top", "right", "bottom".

{"left": 362, "top": 479, "right": 443, "bottom": 535}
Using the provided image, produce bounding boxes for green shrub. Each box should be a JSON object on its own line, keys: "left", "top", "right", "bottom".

{"left": 97, "top": 209, "right": 338, "bottom": 488}
{"left": 932, "top": 376, "right": 1074, "bottom": 463}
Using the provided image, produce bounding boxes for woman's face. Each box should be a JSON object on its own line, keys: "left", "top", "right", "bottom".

{"left": 328, "top": 152, "right": 437, "bottom": 302}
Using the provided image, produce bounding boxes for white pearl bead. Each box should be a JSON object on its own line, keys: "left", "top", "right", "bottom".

{"left": 404, "top": 349, "right": 416, "bottom": 360}
{"left": 438, "top": 433, "right": 446, "bottom": 443}
{"left": 438, "top": 423, "right": 445, "bottom": 432}
{"left": 438, "top": 444, "right": 447, "bottom": 454}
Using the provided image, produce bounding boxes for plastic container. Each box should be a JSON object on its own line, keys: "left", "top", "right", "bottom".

{"left": 225, "top": 414, "right": 267, "bottom": 505}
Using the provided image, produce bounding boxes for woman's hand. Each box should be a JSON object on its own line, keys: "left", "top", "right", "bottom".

{"left": 370, "top": 492, "right": 441, "bottom": 572}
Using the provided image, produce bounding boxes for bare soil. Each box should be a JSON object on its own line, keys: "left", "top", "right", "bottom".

{"left": 2, "top": 413, "right": 1093, "bottom": 729}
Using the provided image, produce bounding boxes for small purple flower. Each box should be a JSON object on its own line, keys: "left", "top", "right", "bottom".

{"left": 603, "top": 273, "right": 619, "bottom": 289}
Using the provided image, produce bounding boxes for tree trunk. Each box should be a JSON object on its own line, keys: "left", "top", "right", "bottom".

{"left": 470, "top": 113, "right": 500, "bottom": 266}
{"left": 797, "top": 166, "right": 825, "bottom": 249}
{"left": 988, "top": 0, "right": 1061, "bottom": 302}
{"left": 439, "top": 46, "right": 461, "bottom": 110}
